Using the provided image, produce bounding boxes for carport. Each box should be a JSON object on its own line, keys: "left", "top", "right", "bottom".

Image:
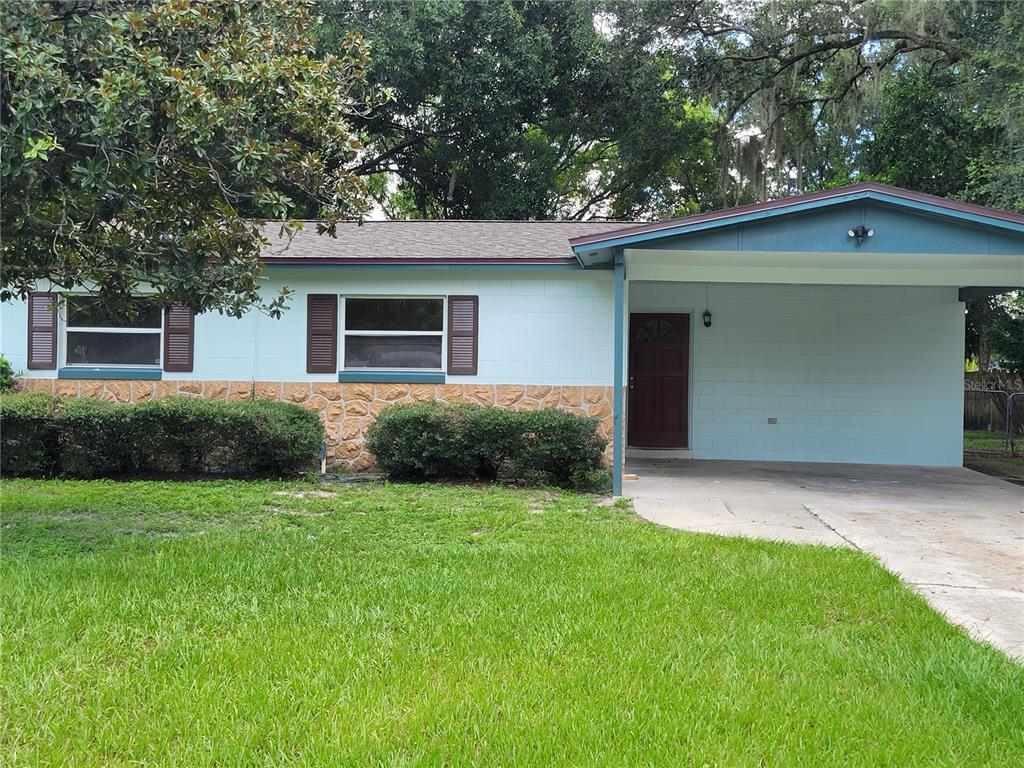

{"left": 569, "top": 183, "right": 1024, "bottom": 495}
{"left": 628, "top": 458, "right": 1024, "bottom": 660}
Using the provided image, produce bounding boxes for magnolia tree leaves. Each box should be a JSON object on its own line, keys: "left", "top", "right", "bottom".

{"left": 1, "top": 0, "right": 375, "bottom": 317}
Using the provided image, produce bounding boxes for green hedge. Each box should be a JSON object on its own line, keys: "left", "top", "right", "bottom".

{"left": 365, "top": 402, "right": 608, "bottom": 489}
{"left": 0, "top": 394, "right": 324, "bottom": 478}
{"left": 0, "top": 392, "right": 60, "bottom": 476}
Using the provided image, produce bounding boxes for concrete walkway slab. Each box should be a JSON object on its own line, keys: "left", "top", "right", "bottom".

{"left": 627, "top": 459, "right": 1024, "bottom": 661}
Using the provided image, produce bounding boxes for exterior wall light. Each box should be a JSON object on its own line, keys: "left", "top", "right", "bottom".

{"left": 702, "top": 309, "right": 712, "bottom": 328}
{"left": 847, "top": 224, "right": 874, "bottom": 245}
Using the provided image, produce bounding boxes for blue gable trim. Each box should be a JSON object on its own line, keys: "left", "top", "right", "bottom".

{"left": 571, "top": 188, "right": 1024, "bottom": 258}
{"left": 58, "top": 367, "right": 162, "bottom": 380}
{"left": 631, "top": 201, "right": 1024, "bottom": 256}
{"left": 338, "top": 370, "right": 445, "bottom": 384}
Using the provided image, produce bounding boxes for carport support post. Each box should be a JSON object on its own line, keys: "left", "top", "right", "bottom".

{"left": 612, "top": 249, "right": 625, "bottom": 496}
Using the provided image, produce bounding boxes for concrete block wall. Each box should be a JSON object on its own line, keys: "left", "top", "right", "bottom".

{"left": 628, "top": 282, "right": 965, "bottom": 466}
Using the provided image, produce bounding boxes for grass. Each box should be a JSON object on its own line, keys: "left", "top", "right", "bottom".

{"left": 2, "top": 479, "right": 1023, "bottom": 766}
{"left": 964, "top": 429, "right": 1024, "bottom": 483}
{"left": 964, "top": 429, "right": 1016, "bottom": 454}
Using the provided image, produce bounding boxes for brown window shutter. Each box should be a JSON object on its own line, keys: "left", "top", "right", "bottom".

{"left": 163, "top": 303, "right": 195, "bottom": 372}
{"left": 27, "top": 292, "right": 57, "bottom": 370}
{"left": 447, "top": 295, "right": 478, "bottom": 376}
{"left": 307, "top": 294, "right": 338, "bottom": 373}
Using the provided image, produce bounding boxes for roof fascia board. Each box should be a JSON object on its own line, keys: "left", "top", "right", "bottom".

{"left": 260, "top": 261, "right": 582, "bottom": 271}
{"left": 868, "top": 192, "right": 1024, "bottom": 235}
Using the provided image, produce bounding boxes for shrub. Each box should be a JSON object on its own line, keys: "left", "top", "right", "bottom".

{"left": 365, "top": 402, "right": 478, "bottom": 480}
{"left": 366, "top": 402, "right": 607, "bottom": 489}
{"left": 236, "top": 398, "right": 326, "bottom": 476}
{"left": 132, "top": 397, "right": 251, "bottom": 474}
{"left": 0, "top": 392, "right": 60, "bottom": 476}
{"left": 461, "top": 406, "right": 522, "bottom": 480}
{"left": 508, "top": 408, "right": 608, "bottom": 488}
{"left": 0, "top": 355, "right": 13, "bottom": 392}
{"left": 56, "top": 397, "right": 137, "bottom": 478}
{"left": 1, "top": 394, "right": 324, "bottom": 478}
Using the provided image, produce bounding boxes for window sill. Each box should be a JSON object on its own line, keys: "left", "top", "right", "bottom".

{"left": 338, "top": 370, "right": 445, "bottom": 384}
{"left": 58, "top": 367, "right": 162, "bottom": 380}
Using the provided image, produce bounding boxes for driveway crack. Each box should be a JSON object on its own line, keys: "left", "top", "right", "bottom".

{"left": 912, "top": 581, "right": 1023, "bottom": 594}
{"left": 802, "top": 504, "right": 860, "bottom": 550}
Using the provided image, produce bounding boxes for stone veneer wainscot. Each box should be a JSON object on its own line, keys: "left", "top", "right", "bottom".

{"left": 16, "top": 379, "right": 615, "bottom": 471}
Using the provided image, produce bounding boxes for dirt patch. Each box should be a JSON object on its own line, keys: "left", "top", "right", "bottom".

{"left": 964, "top": 453, "right": 1024, "bottom": 485}
{"left": 271, "top": 489, "right": 336, "bottom": 499}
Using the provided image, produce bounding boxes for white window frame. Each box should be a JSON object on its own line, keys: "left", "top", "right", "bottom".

{"left": 60, "top": 294, "right": 163, "bottom": 369}
{"left": 340, "top": 295, "right": 446, "bottom": 371}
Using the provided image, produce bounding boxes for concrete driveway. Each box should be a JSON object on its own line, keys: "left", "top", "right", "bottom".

{"left": 627, "top": 459, "right": 1024, "bottom": 661}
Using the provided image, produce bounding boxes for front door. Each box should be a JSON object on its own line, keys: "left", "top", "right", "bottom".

{"left": 628, "top": 313, "right": 689, "bottom": 448}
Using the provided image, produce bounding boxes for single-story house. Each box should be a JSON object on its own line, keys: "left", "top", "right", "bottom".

{"left": 4, "top": 183, "right": 1023, "bottom": 493}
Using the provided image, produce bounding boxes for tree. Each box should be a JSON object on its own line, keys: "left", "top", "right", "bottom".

{"left": 989, "top": 295, "right": 1024, "bottom": 374}
{"left": 1, "top": 0, "right": 371, "bottom": 318}
{"left": 860, "top": 70, "right": 982, "bottom": 197}
{"left": 320, "top": 1, "right": 1022, "bottom": 218}
{"left": 316, "top": 0, "right": 729, "bottom": 220}
{"left": 961, "top": 1, "right": 1024, "bottom": 212}
{"left": 605, "top": 0, "right": 981, "bottom": 200}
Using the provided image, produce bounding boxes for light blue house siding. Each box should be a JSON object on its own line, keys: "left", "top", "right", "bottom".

{"left": 0, "top": 268, "right": 615, "bottom": 386}
{"left": 629, "top": 282, "right": 965, "bottom": 466}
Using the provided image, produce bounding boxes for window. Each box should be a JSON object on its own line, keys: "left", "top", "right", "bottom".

{"left": 343, "top": 297, "right": 443, "bottom": 369}
{"left": 64, "top": 297, "right": 162, "bottom": 367}
{"left": 634, "top": 318, "right": 682, "bottom": 343}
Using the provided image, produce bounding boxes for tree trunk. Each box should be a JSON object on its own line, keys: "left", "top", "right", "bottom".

{"left": 979, "top": 300, "right": 991, "bottom": 371}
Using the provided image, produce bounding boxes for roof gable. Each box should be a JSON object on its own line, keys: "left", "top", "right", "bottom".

{"left": 569, "top": 183, "right": 1024, "bottom": 263}
{"left": 627, "top": 199, "right": 1024, "bottom": 256}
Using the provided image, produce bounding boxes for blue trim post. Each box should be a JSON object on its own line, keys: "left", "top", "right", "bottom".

{"left": 612, "top": 249, "right": 625, "bottom": 496}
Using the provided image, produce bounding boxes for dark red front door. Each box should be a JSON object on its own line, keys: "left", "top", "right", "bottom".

{"left": 628, "top": 313, "right": 689, "bottom": 448}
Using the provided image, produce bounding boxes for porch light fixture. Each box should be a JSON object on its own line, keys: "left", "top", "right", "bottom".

{"left": 702, "top": 309, "right": 712, "bottom": 328}
{"left": 847, "top": 224, "right": 874, "bottom": 245}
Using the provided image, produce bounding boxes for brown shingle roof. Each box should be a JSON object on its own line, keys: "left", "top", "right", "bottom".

{"left": 260, "top": 220, "right": 643, "bottom": 265}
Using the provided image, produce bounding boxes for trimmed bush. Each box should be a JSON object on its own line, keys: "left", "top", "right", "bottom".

{"left": 1, "top": 394, "right": 323, "bottom": 478}
{"left": 508, "top": 408, "right": 608, "bottom": 489}
{"left": 366, "top": 402, "right": 607, "bottom": 489}
{"left": 0, "top": 392, "right": 60, "bottom": 476}
{"left": 234, "top": 398, "right": 328, "bottom": 476}
{"left": 364, "top": 402, "right": 478, "bottom": 480}
{"left": 57, "top": 397, "right": 136, "bottom": 478}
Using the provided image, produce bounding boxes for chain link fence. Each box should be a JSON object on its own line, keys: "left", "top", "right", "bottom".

{"left": 963, "top": 386, "right": 1023, "bottom": 456}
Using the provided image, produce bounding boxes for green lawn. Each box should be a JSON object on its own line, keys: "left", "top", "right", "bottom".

{"left": 964, "top": 429, "right": 1015, "bottom": 454}
{"left": 3, "top": 480, "right": 1022, "bottom": 766}
{"left": 964, "top": 429, "right": 1024, "bottom": 483}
